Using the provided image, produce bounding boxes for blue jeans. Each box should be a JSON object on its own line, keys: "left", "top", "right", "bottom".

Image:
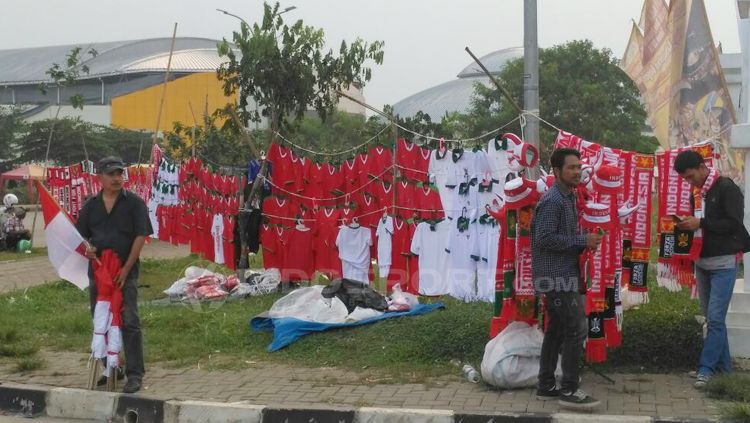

{"left": 695, "top": 265, "right": 737, "bottom": 376}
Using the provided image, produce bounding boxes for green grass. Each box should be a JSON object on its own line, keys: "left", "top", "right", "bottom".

{"left": 0, "top": 252, "right": 708, "bottom": 380}
{"left": 0, "top": 247, "right": 48, "bottom": 262}
{"left": 705, "top": 374, "right": 750, "bottom": 403}
{"left": 15, "top": 356, "right": 45, "bottom": 372}
{"left": 719, "top": 402, "right": 750, "bottom": 423}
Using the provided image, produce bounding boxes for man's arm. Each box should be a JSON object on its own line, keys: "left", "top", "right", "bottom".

{"left": 701, "top": 183, "right": 745, "bottom": 235}
{"left": 532, "top": 199, "right": 587, "bottom": 252}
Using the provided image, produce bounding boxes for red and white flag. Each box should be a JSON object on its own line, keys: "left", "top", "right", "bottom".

{"left": 36, "top": 180, "right": 89, "bottom": 289}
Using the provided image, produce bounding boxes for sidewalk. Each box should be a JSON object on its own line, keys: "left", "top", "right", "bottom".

{"left": 0, "top": 350, "right": 721, "bottom": 420}
{"left": 0, "top": 240, "right": 190, "bottom": 294}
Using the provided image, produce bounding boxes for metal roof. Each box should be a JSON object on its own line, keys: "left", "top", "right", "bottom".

{"left": 0, "top": 37, "right": 226, "bottom": 85}
{"left": 393, "top": 47, "right": 523, "bottom": 120}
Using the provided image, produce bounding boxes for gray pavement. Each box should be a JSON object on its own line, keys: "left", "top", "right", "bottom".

{"left": 0, "top": 350, "right": 722, "bottom": 420}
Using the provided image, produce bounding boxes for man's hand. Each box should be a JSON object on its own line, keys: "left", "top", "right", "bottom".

{"left": 676, "top": 216, "right": 701, "bottom": 231}
{"left": 85, "top": 245, "right": 97, "bottom": 260}
{"left": 586, "top": 232, "right": 603, "bottom": 250}
{"left": 114, "top": 265, "right": 131, "bottom": 289}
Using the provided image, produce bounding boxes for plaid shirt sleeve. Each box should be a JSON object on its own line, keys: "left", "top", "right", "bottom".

{"left": 532, "top": 192, "right": 587, "bottom": 253}
{"left": 3, "top": 216, "right": 24, "bottom": 233}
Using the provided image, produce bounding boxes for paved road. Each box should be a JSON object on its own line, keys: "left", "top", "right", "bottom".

{"left": 0, "top": 350, "right": 721, "bottom": 419}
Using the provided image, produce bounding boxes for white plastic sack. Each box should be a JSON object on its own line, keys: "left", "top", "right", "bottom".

{"left": 345, "top": 306, "right": 384, "bottom": 322}
{"left": 481, "top": 321, "right": 549, "bottom": 389}
{"left": 269, "top": 285, "right": 348, "bottom": 323}
{"left": 163, "top": 277, "right": 188, "bottom": 297}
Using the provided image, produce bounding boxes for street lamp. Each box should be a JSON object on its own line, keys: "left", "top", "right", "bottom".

{"left": 216, "top": 8, "right": 249, "bottom": 26}
{"left": 216, "top": 5, "right": 296, "bottom": 25}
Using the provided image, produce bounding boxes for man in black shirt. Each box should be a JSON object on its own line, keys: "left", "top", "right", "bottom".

{"left": 76, "top": 156, "right": 153, "bottom": 393}
{"left": 674, "top": 150, "right": 750, "bottom": 388}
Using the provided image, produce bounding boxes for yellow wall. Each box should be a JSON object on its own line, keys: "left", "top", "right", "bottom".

{"left": 111, "top": 72, "right": 236, "bottom": 131}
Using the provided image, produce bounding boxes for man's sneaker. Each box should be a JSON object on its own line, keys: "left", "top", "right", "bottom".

{"left": 96, "top": 367, "right": 124, "bottom": 386}
{"left": 694, "top": 373, "right": 710, "bottom": 389}
{"left": 536, "top": 385, "right": 560, "bottom": 400}
{"left": 688, "top": 370, "right": 698, "bottom": 378}
{"left": 558, "top": 389, "right": 601, "bottom": 410}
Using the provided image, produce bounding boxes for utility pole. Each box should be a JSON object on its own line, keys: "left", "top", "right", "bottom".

{"left": 524, "top": 0, "right": 540, "bottom": 179}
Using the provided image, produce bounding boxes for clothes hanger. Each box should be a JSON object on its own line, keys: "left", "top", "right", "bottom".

{"left": 348, "top": 216, "right": 360, "bottom": 229}
{"left": 296, "top": 218, "right": 309, "bottom": 231}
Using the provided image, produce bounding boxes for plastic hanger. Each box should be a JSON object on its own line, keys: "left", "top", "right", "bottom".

{"left": 295, "top": 218, "right": 309, "bottom": 231}
{"left": 348, "top": 217, "right": 361, "bottom": 229}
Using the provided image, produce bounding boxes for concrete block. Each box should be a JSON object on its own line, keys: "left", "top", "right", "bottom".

{"left": 115, "top": 395, "right": 165, "bottom": 423}
{"left": 0, "top": 384, "right": 47, "bottom": 417}
{"left": 730, "top": 292, "right": 750, "bottom": 311}
{"left": 553, "top": 414, "right": 650, "bottom": 423}
{"left": 263, "top": 404, "right": 355, "bottom": 423}
{"left": 729, "top": 326, "right": 750, "bottom": 358}
{"left": 726, "top": 310, "right": 750, "bottom": 327}
{"left": 176, "top": 400, "right": 263, "bottom": 423}
{"left": 355, "top": 407, "right": 453, "bottom": 423}
{"left": 47, "top": 387, "right": 116, "bottom": 421}
{"left": 455, "top": 411, "right": 552, "bottom": 423}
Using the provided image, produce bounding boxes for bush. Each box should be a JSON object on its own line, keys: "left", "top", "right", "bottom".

{"left": 606, "top": 286, "right": 703, "bottom": 371}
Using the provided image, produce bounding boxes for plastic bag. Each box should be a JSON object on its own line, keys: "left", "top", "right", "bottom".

{"left": 163, "top": 277, "right": 188, "bottom": 297}
{"left": 345, "top": 306, "right": 384, "bottom": 322}
{"left": 387, "top": 283, "right": 412, "bottom": 312}
{"left": 269, "top": 285, "right": 348, "bottom": 323}
{"left": 480, "top": 321, "right": 554, "bottom": 389}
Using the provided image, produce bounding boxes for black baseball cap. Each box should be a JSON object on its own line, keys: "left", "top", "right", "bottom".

{"left": 97, "top": 156, "right": 126, "bottom": 174}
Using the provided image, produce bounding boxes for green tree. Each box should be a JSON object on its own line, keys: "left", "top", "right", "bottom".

{"left": 465, "top": 40, "right": 658, "bottom": 166}
{"left": 0, "top": 107, "right": 25, "bottom": 172}
{"left": 13, "top": 118, "right": 150, "bottom": 165}
{"left": 217, "top": 2, "right": 384, "bottom": 136}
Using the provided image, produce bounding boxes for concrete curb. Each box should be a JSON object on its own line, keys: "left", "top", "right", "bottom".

{"left": 0, "top": 383, "right": 718, "bottom": 423}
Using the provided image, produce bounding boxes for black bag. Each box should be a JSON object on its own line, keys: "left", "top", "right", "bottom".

{"left": 321, "top": 278, "right": 388, "bottom": 313}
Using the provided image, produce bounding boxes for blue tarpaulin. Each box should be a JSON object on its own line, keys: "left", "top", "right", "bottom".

{"left": 250, "top": 302, "right": 445, "bottom": 352}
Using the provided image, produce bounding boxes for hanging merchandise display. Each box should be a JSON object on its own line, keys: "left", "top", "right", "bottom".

{"left": 655, "top": 142, "right": 716, "bottom": 295}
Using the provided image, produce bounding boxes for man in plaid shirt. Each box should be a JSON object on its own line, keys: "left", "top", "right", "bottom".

{"left": 531, "top": 148, "right": 602, "bottom": 410}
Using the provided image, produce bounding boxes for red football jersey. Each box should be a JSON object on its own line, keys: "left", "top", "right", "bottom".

{"left": 323, "top": 164, "right": 345, "bottom": 199}
{"left": 416, "top": 185, "right": 445, "bottom": 221}
{"left": 396, "top": 138, "right": 420, "bottom": 181}
{"left": 260, "top": 224, "right": 284, "bottom": 270}
{"left": 387, "top": 217, "right": 411, "bottom": 292}
{"left": 372, "top": 181, "right": 394, "bottom": 214}
{"left": 396, "top": 180, "right": 417, "bottom": 221}
{"left": 266, "top": 143, "right": 295, "bottom": 191}
{"left": 282, "top": 227, "right": 315, "bottom": 281}
{"left": 356, "top": 154, "right": 373, "bottom": 189}
{"left": 342, "top": 158, "right": 359, "bottom": 195}
{"left": 413, "top": 147, "right": 431, "bottom": 184}
{"left": 313, "top": 207, "right": 342, "bottom": 279}
{"left": 356, "top": 193, "right": 380, "bottom": 229}
{"left": 368, "top": 145, "right": 394, "bottom": 183}
{"left": 262, "top": 196, "right": 295, "bottom": 227}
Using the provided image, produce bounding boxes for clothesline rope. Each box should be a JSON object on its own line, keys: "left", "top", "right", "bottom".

{"left": 272, "top": 115, "right": 524, "bottom": 157}
{"left": 274, "top": 124, "right": 392, "bottom": 156}
{"left": 259, "top": 164, "right": 396, "bottom": 201}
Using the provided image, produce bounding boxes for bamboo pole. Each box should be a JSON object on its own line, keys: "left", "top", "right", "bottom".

{"left": 138, "top": 23, "right": 178, "bottom": 164}
{"left": 464, "top": 47, "right": 523, "bottom": 115}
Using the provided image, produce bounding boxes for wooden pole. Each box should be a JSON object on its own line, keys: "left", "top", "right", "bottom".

{"left": 139, "top": 22, "right": 178, "bottom": 164}
{"left": 188, "top": 102, "right": 198, "bottom": 158}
